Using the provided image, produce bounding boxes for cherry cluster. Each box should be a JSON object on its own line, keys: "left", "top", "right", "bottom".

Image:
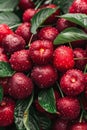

{"left": 0, "top": 0, "right": 87, "bottom": 130}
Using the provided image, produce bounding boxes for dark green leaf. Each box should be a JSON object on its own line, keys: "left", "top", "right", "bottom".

{"left": 38, "top": 88, "right": 57, "bottom": 113}
{"left": 0, "top": 86, "right": 3, "bottom": 102}
{"left": 0, "top": 12, "right": 21, "bottom": 27}
{"left": 14, "top": 94, "right": 34, "bottom": 130}
{"left": 0, "top": 62, "right": 14, "bottom": 77}
{"left": 23, "top": 92, "right": 34, "bottom": 130}
{"left": 60, "top": 13, "right": 87, "bottom": 28}
{"left": 0, "top": 0, "right": 20, "bottom": 11}
{"left": 53, "top": 0, "right": 73, "bottom": 13}
{"left": 38, "top": 114, "right": 51, "bottom": 130}
{"left": 54, "top": 27, "right": 87, "bottom": 45}
{"left": 14, "top": 99, "right": 28, "bottom": 130}
{"left": 31, "top": 8, "right": 57, "bottom": 34}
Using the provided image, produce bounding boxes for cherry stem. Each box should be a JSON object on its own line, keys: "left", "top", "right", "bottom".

{"left": 56, "top": 82, "right": 64, "bottom": 98}
{"left": 10, "top": 23, "right": 22, "bottom": 29}
{"left": 79, "top": 110, "right": 84, "bottom": 123}
{"left": 84, "top": 64, "right": 87, "bottom": 73}
{"left": 74, "top": 57, "right": 87, "bottom": 60}
{"left": 69, "top": 42, "right": 72, "bottom": 49}
{"left": 28, "top": 34, "right": 33, "bottom": 47}
{"left": 35, "top": 0, "right": 44, "bottom": 10}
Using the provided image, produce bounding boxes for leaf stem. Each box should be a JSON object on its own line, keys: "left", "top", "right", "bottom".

{"left": 56, "top": 82, "right": 64, "bottom": 97}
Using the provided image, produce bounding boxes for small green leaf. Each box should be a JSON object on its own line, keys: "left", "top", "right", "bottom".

{"left": 0, "top": 86, "right": 3, "bottom": 102}
{"left": 60, "top": 13, "right": 87, "bottom": 28}
{"left": 0, "top": 0, "right": 20, "bottom": 11}
{"left": 31, "top": 8, "right": 57, "bottom": 34}
{"left": 0, "top": 62, "right": 14, "bottom": 77}
{"left": 38, "top": 88, "right": 57, "bottom": 113}
{"left": 54, "top": 27, "right": 87, "bottom": 45}
{"left": 0, "top": 12, "right": 21, "bottom": 27}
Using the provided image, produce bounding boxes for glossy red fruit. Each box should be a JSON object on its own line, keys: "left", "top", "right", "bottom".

{"left": 41, "top": 4, "right": 60, "bottom": 24}
{"left": 56, "top": 97, "right": 80, "bottom": 120}
{"left": 9, "top": 49, "right": 32, "bottom": 72}
{"left": 84, "top": 74, "right": 87, "bottom": 99}
{"left": 60, "top": 69, "right": 85, "bottom": 96}
{"left": 53, "top": 46, "right": 74, "bottom": 72}
{"left": 73, "top": 48, "right": 87, "bottom": 70}
{"left": 38, "top": 26, "right": 59, "bottom": 42}
{"left": 15, "top": 22, "right": 32, "bottom": 44}
{"left": 8, "top": 73, "right": 33, "bottom": 99}
{"left": 2, "top": 34, "right": 26, "bottom": 54}
{"left": 69, "top": 0, "right": 87, "bottom": 14}
{"left": 52, "top": 119, "right": 68, "bottom": 130}
{"left": 0, "top": 53, "right": 8, "bottom": 62}
{"left": 0, "top": 24, "right": 13, "bottom": 44}
{"left": 29, "top": 40, "right": 53, "bottom": 65}
{"left": 57, "top": 18, "right": 75, "bottom": 32}
{"left": 0, "top": 97, "right": 15, "bottom": 126}
{"left": 23, "top": 8, "right": 37, "bottom": 22}
{"left": 31, "top": 65, "right": 58, "bottom": 88}
{"left": 0, "top": 78, "right": 9, "bottom": 95}
{"left": 18, "top": 0, "right": 35, "bottom": 11}
{"left": 70, "top": 122, "right": 87, "bottom": 130}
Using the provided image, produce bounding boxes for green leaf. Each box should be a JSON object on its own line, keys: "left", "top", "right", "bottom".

{"left": 38, "top": 114, "right": 51, "bottom": 130}
{"left": 14, "top": 93, "right": 34, "bottom": 130}
{"left": 0, "top": 86, "right": 3, "bottom": 102}
{"left": 31, "top": 8, "right": 57, "bottom": 34}
{"left": 54, "top": 27, "right": 87, "bottom": 45}
{"left": 38, "top": 88, "right": 57, "bottom": 114}
{"left": 0, "top": 0, "right": 20, "bottom": 11}
{"left": 0, "top": 62, "right": 14, "bottom": 78}
{"left": 60, "top": 13, "right": 87, "bottom": 28}
{"left": 53, "top": 0, "right": 73, "bottom": 13}
{"left": 0, "top": 12, "right": 21, "bottom": 27}
{"left": 23, "top": 92, "right": 34, "bottom": 130}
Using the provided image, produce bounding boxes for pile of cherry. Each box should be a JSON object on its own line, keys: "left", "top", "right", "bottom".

{"left": 0, "top": 0, "right": 87, "bottom": 130}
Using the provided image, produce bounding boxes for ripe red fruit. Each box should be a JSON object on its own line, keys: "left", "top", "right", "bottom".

{"left": 0, "top": 97, "right": 15, "bottom": 126}
{"left": 0, "top": 78, "right": 9, "bottom": 95}
{"left": 8, "top": 73, "right": 33, "bottom": 99}
{"left": 2, "top": 34, "right": 26, "bottom": 54}
{"left": 60, "top": 69, "right": 85, "bottom": 96}
{"left": 29, "top": 40, "right": 53, "bottom": 65}
{"left": 57, "top": 18, "right": 75, "bottom": 32}
{"left": 31, "top": 65, "right": 58, "bottom": 88}
{"left": 73, "top": 48, "right": 87, "bottom": 70}
{"left": 70, "top": 122, "right": 87, "bottom": 130}
{"left": 0, "top": 53, "right": 8, "bottom": 62}
{"left": 15, "top": 22, "right": 32, "bottom": 44}
{"left": 18, "top": 0, "right": 35, "bottom": 11}
{"left": 56, "top": 97, "right": 80, "bottom": 120}
{"left": 38, "top": 26, "right": 59, "bottom": 42}
{"left": 53, "top": 46, "right": 75, "bottom": 72}
{"left": 9, "top": 49, "right": 32, "bottom": 72}
{"left": 41, "top": 4, "right": 60, "bottom": 24}
{"left": 69, "top": 0, "right": 87, "bottom": 14}
{"left": 23, "top": 8, "right": 37, "bottom": 22}
{"left": 0, "top": 24, "right": 13, "bottom": 44}
{"left": 52, "top": 119, "right": 68, "bottom": 130}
